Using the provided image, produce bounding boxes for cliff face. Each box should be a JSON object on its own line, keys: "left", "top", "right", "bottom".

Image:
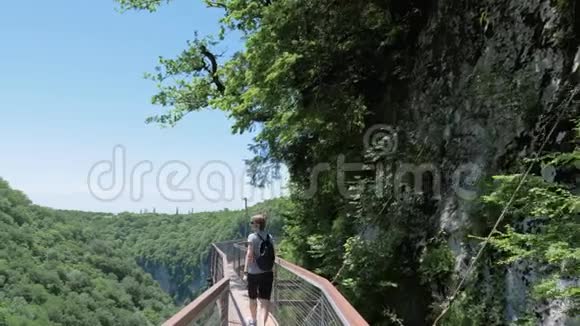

{"left": 138, "top": 258, "right": 208, "bottom": 305}
{"left": 399, "top": 0, "right": 578, "bottom": 324}
{"left": 408, "top": 0, "right": 578, "bottom": 165}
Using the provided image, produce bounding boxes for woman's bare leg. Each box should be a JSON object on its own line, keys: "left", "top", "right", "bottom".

{"left": 259, "top": 299, "right": 271, "bottom": 325}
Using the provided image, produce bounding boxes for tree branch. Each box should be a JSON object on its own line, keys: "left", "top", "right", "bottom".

{"left": 200, "top": 45, "right": 226, "bottom": 94}
{"left": 204, "top": 0, "right": 226, "bottom": 9}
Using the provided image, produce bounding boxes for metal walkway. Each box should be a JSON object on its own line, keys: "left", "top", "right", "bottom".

{"left": 162, "top": 240, "right": 368, "bottom": 326}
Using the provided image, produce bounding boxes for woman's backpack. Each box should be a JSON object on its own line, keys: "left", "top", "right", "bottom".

{"left": 255, "top": 233, "right": 275, "bottom": 271}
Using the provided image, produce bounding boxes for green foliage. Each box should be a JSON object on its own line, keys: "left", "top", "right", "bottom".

{"left": 0, "top": 179, "right": 176, "bottom": 325}
{"left": 480, "top": 126, "right": 580, "bottom": 317}
{"left": 115, "top": 0, "right": 580, "bottom": 323}
{"left": 93, "top": 197, "right": 288, "bottom": 302}
{"left": 0, "top": 177, "right": 289, "bottom": 324}
{"left": 419, "top": 242, "right": 455, "bottom": 286}
{"left": 332, "top": 179, "right": 436, "bottom": 324}
{"left": 554, "top": 0, "right": 570, "bottom": 11}
{"left": 117, "top": 0, "right": 422, "bottom": 187}
{"left": 116, "top": 0, "right": 170, "bottom": 12}
{"left": 467, "top": 65, "right": 540, "bottom": 118}
{"left": 436, "top": 250, "right": 506, "bottom": 326}
{"left": 483, "top": 175, "right": 579, "bottom": 279}
{"left": 117, "top": 0, "right": 430, "bottom": 323}
{"left": 440, "top": 289, "right": 504, "bottom": 326}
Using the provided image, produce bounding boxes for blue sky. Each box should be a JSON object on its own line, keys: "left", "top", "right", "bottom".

{"left": 0, "top": 0, "right": 287, "bottom": 213}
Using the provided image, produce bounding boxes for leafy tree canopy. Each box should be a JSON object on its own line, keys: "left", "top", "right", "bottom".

{"left": 0, "top": 177, "right": 289, "bottom": 325}
{"left": 116, "top": 0, "right": 425, "bottom": 186}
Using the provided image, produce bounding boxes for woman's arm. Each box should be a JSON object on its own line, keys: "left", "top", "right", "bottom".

{"left": 244, "top": 241, "right": 253, "bottom": 277}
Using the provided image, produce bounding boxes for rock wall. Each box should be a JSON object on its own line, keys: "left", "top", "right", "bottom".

{"left": 399, "top": 0, "right": 578, "bottom": 324}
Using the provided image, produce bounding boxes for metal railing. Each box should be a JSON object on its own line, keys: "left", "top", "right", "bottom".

{"left": 230, "top": 240, "right": 368, "bottom": 326}
{"left": 162, "top": 239, "right": 368, "bottom": 326}
{"left": 162, "top": 244, "right": 229, "bottom": 326}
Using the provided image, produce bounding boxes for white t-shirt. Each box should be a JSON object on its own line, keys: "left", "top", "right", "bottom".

{"left": 247, "top": 231, "right": 274, "bottom": 274}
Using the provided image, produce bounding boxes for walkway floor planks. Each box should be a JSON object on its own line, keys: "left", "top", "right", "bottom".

{"left": 224, "top": 262, "right": 277, "bottom": 326}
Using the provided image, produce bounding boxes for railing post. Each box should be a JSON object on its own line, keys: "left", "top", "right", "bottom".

{"left": 320, "top": 301, "right": 325, "bottom": 326}
{"left": 210, "top": 247, "right": 214, "bottom": 284}
{"left": 222, "top": 290, "right": 229, "bottom": 326}
{"left": 211, "top": 247, "right": 216, "bottom": 284}
{"left": 273, "top": 263, "right": 278, "bottom": 308}
{"left": 235, "top": 244, "right": 239, "bottom": 276}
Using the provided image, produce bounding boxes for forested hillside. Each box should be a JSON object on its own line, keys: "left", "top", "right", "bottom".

{"left": 0, "top": 179, "right": 174, "bottom": 325}
{"left": 117, "top": 0, "right": 579, "bottom": 325}
{"left": 0, "top": 178, "right": 289, "bottom": 325}
{"left": 91, "top": 198, "right": 287, "bottom": 303}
